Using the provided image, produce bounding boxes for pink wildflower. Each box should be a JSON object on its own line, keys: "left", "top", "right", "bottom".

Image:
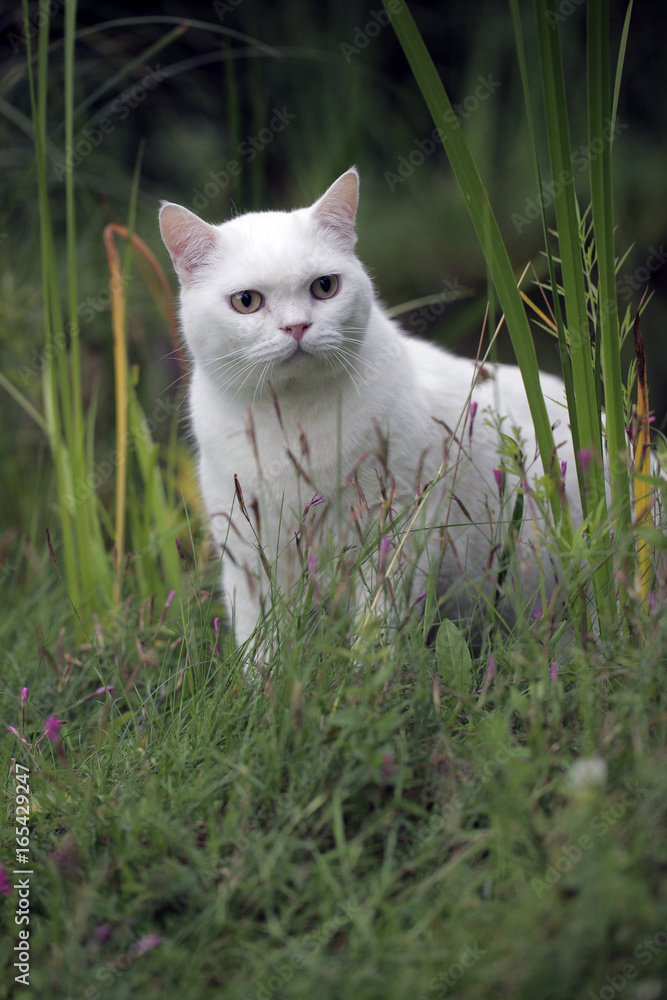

{"left": 307, "top": 553, "right": 320, "bottom": 602}
{"left": 93, "top": 923, "right": 113, "bottom": 945}
{"left": 175, "top": 538, "right": 188, "bottom": 569}
{"left": 578, "top": 448, "right": 592, "bottom": 474}
{"left": 302, "top": 494, "right": 325, "bottom": 518}
{"left": 468, "top": 401, "right": 478, "bottom": 441}
{"left": 133, "top": 934, "right": 162, "bottom": 955}
{"left": 381, "top": 753, "right": 395, "bottom": 780}
{"left": 0, "top": 866, "right": 12, "bottom": 896}
{"left": 44, "top": 716, "right": 62, "bottom": 741}
{"left": 493, "top": 468, "right": 504, "bottom": 499}
{"left": 378, "top": 535, "right": 391, "bottom": 578}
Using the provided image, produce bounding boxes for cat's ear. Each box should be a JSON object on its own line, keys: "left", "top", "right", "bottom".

{"left": 159, "top": 202, "right": 219, "bottom": 286}
{"left": 311, "top": 167, "right": 359, "bottom": 249}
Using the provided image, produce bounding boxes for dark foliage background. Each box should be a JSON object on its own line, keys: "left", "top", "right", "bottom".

{"left": 1, "top": 0, "right": 666, "bottom": 533}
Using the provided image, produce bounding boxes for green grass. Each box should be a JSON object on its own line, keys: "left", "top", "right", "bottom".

{"left": 3, "top": 554, "right": 667, "bottom": 999}
{"left": 3, "top": 2, "right": 667, "bottom": 997}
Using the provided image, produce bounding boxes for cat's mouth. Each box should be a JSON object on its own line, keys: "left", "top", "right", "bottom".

{"left": 283, "top": 341, "right": 313, "bottom": 362}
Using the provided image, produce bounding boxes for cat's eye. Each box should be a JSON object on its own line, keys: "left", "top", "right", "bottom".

{"left": 230, "top": 290, "right": 263, "bottom": 313}
{"left": 310, "top": 275, "right": 339, "bottom": 300}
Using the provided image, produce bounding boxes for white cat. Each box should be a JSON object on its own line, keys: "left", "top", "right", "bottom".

{"left": 159, "top": 168, "right": 580, "bottom": 650}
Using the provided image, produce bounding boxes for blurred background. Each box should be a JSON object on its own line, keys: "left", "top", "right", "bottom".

{"left": 1, "top": 0, "right": 666, "bottom": 541}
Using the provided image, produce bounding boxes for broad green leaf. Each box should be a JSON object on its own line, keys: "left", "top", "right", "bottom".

{"left": 435, "top": 619, "right": 472, "bottom": 698}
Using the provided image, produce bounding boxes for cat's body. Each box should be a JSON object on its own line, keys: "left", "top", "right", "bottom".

{"left": 160, "top": 169, "right": 580, "bottom": 649}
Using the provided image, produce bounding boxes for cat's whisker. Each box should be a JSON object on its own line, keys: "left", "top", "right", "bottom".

{"left": 333, "top": 345, "right": 381, "bottom": 377}
{"left": 328, "top": 349, "right": 368, "bottom": 396}
{"left": 252, "top": 363, "right": 274, "bottom": 406}
{"left": 327, "top": 345, "right": 377, "bottom": 385}
{"left": 230, "top": 359, "right": 270, "bottom": 401}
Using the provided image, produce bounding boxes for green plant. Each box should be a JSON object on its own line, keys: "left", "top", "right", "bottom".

{"left": 382, "top": 0, "right": 662, "bottom": 634}
{"left": 3, "top": 2, "right": 191, "bottom": 619}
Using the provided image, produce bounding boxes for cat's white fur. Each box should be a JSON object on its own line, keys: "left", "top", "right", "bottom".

{"left": 160, "top": 168, "right": 580, "bottom": 648}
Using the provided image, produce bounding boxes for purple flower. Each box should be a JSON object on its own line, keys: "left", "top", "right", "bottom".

{"left": 468, "top": 401, "right": 478, "bottom": 440}
{"left": 302, "top": 494, "right": 325, "bottom": 518}
{"left": 550, "top": 661, "right": 559, "bottom": 684}
{"left": 0, "top": 866, "right": 12, "bottom": 896}
{"left": 307, "top": 554, "right": 320, "bottom": 601}
{"left": 175, "top": 538, "right": 188, "bottom": 568}
{"left": 157, "top": 589, "right": 176, "bottom": 627}
{"left": 648, "top": 592, "right": 657, "bottom": 613}
{"left": 93, "top": 923, "right": 113, "bottom": 945}
{"left": 213, "top": 617, "right": 220, "bottom": 639}
{"left": 480, "top": 657, "right": 496, "bottom": 696}
{"left": 493, "top": 468, "right": 504, "bottom": 499}
{"left": 578, "top": 448, "right": 593, "bottom": 474}
{"left": 20, "top": 687, "right": 29, "bottom": 737}
{"left": 381, "top": 752, "right": 395, "bottom": 780}
{"left": 531, "top": 606, "right": 542, "bottom": 622}
{"left": 133, "top": 934, "right": 162, "bottom": 955}
{"left": 560, "top": 460, "right": 567, "bottom": 481}
{"left": 44, "top": 716, "right": 64, "bottom": 742}
{"left": 378, "top": 535, "right": 391, "bottom": 577}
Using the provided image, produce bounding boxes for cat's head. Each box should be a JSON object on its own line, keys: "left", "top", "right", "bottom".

{"left": 159, "top": 168, "right": 374, "bottom": 399}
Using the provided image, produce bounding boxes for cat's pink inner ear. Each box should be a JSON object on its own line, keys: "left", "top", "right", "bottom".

{"left": 312, "top": 168, "right": 359, "bottom": 249}
{"left": 159, "top": 203, "right": 218, "bottom": 283}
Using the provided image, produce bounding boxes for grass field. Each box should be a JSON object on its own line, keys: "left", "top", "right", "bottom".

{"left": 2, "top": 2, "right": 667, "bottom": 998}
{"left": 3, "top": 547, "right": 667, "bottom": 999}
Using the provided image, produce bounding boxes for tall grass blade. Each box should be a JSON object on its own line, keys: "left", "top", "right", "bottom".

{"left": 22, "top": 0, "right": 80, "bottom": 607}
{"left": 632, "top": 312, "right": 652, "bottom": 607}
{"left": 509, "top": 0, "right": 583, "bottom": 487}
{"left": 534, "top": 0, "right": 615, "bottom": 618}
{"left": 382, "top": 0, "right": 570, "bottom": 540}
{"left": 587, "top": 0, "right": 632, "bottom": 607}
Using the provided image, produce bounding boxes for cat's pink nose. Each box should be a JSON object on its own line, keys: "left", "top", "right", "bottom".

{"left": 282, "top": 322, "right": 311, "bottom": 344}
